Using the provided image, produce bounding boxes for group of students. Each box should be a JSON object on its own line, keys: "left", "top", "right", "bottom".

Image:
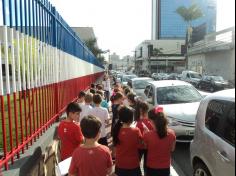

{"left": 57, "top": 75, "right": 176, "bottom": 176}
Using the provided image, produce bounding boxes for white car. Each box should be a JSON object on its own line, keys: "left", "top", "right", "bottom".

{"left": 121, "top": 74, "right": 137, "bottom": 86}
{"left": 144, "top": 80, "right": 203, "bottom": 142}
{"left": 190, "top": 89, "right": 235, "bottom": 176}
{"left": 127, "top": 77, "right": 153, "bottom": 100}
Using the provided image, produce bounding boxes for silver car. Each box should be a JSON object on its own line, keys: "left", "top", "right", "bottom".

{"left": 144, "top": 80, "right": 203, "bottom": 142}
{"left": 190, "top": 89, "right": 235, "bottom": 176}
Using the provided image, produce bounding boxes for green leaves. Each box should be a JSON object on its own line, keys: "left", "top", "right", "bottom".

{"left": 176, "top": 4, "right": 204, "bottom": 26}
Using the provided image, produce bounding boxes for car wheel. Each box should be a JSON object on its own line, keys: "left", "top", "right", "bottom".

{"left": 210, "top": 87, "right": 215, "bottom": 92}
{"left": 194, "top": 162, "right": 211, "bottom": 176}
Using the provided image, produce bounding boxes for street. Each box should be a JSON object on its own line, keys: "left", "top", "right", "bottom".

{"left": 173, "top": 143, "right": 193, "bottom": 176}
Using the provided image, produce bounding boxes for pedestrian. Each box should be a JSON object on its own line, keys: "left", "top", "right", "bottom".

{"left": 135, "top": 101, "right": 154, "bottom": 175}
{"left": 123, "top": 87, "right": 132, "bottom": 106}
{"left": 77, "top": 91, "right": 86, "bottom": 107}
{"left": 80, "top": 93, "right": 93, "bottom": 122}
{"left": 144, "top": 107, "right": 176, "bottom": 176}
{"left": 102, "top": 75, "right": 111, "bottom": 102}
{"left": 96, "top": 90, "right": 109, "bottom": 110}
{"left": 69, "top": 115, "right": 113, "bottom": 176}
{"left": 57, "top": 102, "right": 83, "bottom": 161}
{"left": 112, "top": 106, "right": 142, "bottom": 176}
{"left": 111, "top": 92, "right": 124, "bottom": 132}
{"left": 89, "top": 94, "right": 110, "bottom": 146}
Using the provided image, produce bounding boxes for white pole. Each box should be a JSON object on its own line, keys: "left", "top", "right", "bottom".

{"left": 0, "top": 40, "right": 4, "bottom": 96}
{"left": 3, "top": 26, "right": 10, "bottom": 94}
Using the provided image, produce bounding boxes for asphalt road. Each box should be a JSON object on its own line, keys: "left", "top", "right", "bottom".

{"left": 172, "top": 143, "right": 193, "bottom": 176}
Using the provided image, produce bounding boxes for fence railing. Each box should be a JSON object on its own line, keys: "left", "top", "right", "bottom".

{"left": 0, "top": 0, "right": 104, "bottom": 170}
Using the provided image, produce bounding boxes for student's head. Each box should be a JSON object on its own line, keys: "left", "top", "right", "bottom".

{"left": 84, "top": 93, "right": 93, "bottom": 104}
{"left": 96, "top": 84, "right": 103, "bottom": 91}
{"left": 78, "top": 91, "right": 86, "bottom": 102}
{"left": 139, "top": 101, "right": 149, "bottom": 118}
{"left": 80, "top": 115, "right": 102, "bottom": 140}
{"left": 112, "top": 106, "right": 134, "bottom": 146}
{"left": 148, "top": 107, "right": 168, "bottom": 139}
{"left": 90, "top": 84, "right": 95, "bottom": 89}
{"left": 96, "top": 90, "right": 104, "bottom": 98}
{"left": 124, "top": 87, "right": 131, "bottom": 96}
{"left": 90, "top": 88, "right": 96, "bottom": 95}
{"left": 93, "top": 94, "right": 103, "bottom": 105}
{"left": 127, "top": 92, "right": 136, "bottom": 105}
{"left": 66, "top": 102, "right": 82, "bottom": 121}
{"left": 112, "top": 92, "right": 124, "bottom": 104}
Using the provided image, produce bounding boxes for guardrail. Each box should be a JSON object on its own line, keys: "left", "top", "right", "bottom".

{"left": 0, "top": 0, "right": 104, "bottom": 170}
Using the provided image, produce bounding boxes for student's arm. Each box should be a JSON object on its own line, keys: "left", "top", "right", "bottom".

{"left": 105, "top": 109, "right": 110, "bottom": 125}
{"left": 171, "top": 131, "right": 176, "bottom": 152}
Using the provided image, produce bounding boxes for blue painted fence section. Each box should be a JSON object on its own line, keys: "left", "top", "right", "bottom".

{"left": 2, "top": 0, "right": 104, "bottom": 69}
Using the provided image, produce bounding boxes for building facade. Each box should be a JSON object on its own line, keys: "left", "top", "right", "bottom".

{"left": 135, "top": 40, "right": 186, "bottom": 74}
{"left": 152, "top": 0, "right": 217, "bottom": 40}
{"left": 188, "top": 27, "right": 235, "bottom": 84}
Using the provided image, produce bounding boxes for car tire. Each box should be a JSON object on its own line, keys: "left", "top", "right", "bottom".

{"left": 193, "top": 162, "right": 212, "bottom": 176}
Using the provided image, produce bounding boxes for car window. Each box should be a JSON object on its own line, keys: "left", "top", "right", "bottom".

{"left": 144, "top": 85, "right": 151, "bottom": 96}
{"left": 223, "top": 105, "right": 235, "bottom": 146}
{"left": 205, "top": 100, "right": 235, "bottom": 146}
{"left": 133, "top": 79, "right": 153, "bottom": 89}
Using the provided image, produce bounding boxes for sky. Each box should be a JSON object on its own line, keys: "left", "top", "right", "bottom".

{"left": 49, "top": 0, "right": 235, "bottom": 59}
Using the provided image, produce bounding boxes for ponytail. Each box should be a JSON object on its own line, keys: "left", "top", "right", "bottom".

{"left": 112, "top": 120, "right": 123, "bottom": 146}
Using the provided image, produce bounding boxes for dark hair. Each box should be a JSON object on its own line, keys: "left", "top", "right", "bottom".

{"left": 136, "top": 101, "right": 149, "bottom": 121}
{"left": 90, "top": 84, "right": 95, "bottom": 88}
{"left": 96, "top": 84, "right": 103, "bottom": 90}
{"left": 113, "top": 88, "right": 119, "bottom": 93}
{"left": 84, "top": 93, "right": 93, "bottom": 103}
{"left": 96, "top": 90, "right": 104, "bottom": 97}
{"left": 78, "top": 91, "right": 86, "bottom": 98}
{"left": 112, "top": 106, "right": 134, "bottom": 146}
{"left": 66, "top": 102, "right": 82, "bottom": 116}
{"left": 90, "top": 88, "right": 96, "bottom": 94}
{"left": 122, "top": 85, "right": 129, "bottom": 91}
{"left": 124, "top": 87, "right": 131, "bottom": 96}
{"left": 127, "top": 92, "right": 136, "bottom": 105}
{"left": 93, "top": 94, "right": 102, "bottom": 104}
{"left": 113, "top": 92, "right": 123, "bottom": 101}
{"left": 80, "top": 115, "right": 102, "bottom": 139}
{"left": 148, "top": 108, "right": 168, "bottom": 139}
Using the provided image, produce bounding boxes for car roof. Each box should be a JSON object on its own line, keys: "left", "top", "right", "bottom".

{"left": 204, "top": 89, "right": 235, "bottom": 102}
{"left": 149, "top": 80, "right": 192, "bottom": 88}
{"left": 182, "top": 70, "right": 200, "bottom": 74}
{"left": 131, "top": 77, "right": 152, "bottom": 81}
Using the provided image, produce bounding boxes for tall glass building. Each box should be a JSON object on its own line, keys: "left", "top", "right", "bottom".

{"left": 152, "top": 0, "right": 217, "bottom": 40}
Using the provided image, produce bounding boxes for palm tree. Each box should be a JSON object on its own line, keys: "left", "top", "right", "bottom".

{"left": 176, "top": 4, "right": 203, "bottom": 27}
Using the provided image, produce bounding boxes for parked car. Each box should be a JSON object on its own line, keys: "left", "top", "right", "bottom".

{"left": 121, "top": 74, "right": 137, "bottom": 86}
{"left": 144, "top": 80, "right": 203, "bottom": 142}
{"left": 198, "top": 75, "right": 231, "bottom": 92}
{"left": 166, "top": 73, "right": 181, "bottom": 80}
{"left": 181, "top": 70, "right": 202, "bottom": 87}
{"left": 127, "top": 77, "right": 153, "bottom": 100}
{"left": 152, "top": 73, "right": 169, "bottom": 80}
{"left": 190, "top": 89, "right": 235, "bottom": 176}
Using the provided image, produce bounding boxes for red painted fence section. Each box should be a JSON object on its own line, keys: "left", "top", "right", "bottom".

{"left": 0, "top": 72, "right": 104, "bottom": 170}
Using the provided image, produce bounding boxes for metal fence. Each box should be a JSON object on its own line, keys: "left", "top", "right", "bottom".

{"left": 0, "top": 0, "right": 104, "bottom": 170}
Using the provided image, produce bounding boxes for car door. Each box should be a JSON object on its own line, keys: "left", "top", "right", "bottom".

{"left": 204, "top": 100, "right": 235, "bottom": 176}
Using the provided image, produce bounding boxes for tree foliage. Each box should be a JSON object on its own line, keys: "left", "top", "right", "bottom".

{"left": 176, "top": 4, "right": 203, "bottom": 26}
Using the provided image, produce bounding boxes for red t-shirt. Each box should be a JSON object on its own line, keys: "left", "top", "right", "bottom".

{"left": 58, "top": 121, "right": 83, "bottom": 160}
{"left": 136, "top": 118, "right": 154, "bottom": 149}
{"left": 115, "top": 127, "right": 142, "bottom": 169}
{"left": 69, "top": 145, "right": 113, "bottom": 176}
{"left": 143, "top": 129, "right": 176, "bottom": 169}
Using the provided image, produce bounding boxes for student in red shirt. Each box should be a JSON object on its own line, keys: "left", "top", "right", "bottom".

{"left": 135, "top": 101, "right": 154, "bottom": 175}
{"left": 69, "top": 115, "right": 113, "bottom": 176}
{"left": 144, "top": 107, "right": 176, "bottom": 176}
{"left": 112, "top": 106, "right": 142, "bottom": 176}
{"left": 57, "top": 102, "right": 84, "bottom": 161}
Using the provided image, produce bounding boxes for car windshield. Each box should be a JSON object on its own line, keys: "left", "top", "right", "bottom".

{"left": 190, "top": 73, "right": 202, "bottom": 79}
{"left": 133, "top": 79, "right": 153, "bottom": 89}
{"left": 156, "top": 85, "right": 202, "bottom": 105}
{"left": 212, "top": 76, "right": 224, "bottom": 81}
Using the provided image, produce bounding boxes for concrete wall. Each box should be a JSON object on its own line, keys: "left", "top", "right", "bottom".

{"left": 188, "top": 49, "right": 235, "bottom": 83}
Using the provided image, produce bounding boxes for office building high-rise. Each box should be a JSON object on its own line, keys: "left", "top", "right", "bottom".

{"left": 152, "top": 0, "right": 217, "bottom": 40}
